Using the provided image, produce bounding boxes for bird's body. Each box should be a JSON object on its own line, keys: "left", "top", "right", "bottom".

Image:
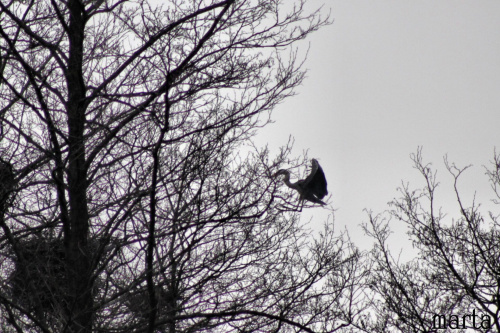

{"left": 275, "top": 159, "right": 328, "bottom": 206}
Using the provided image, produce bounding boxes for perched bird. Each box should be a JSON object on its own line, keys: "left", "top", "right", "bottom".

{"left": 275, "top": 158, "right": 328, "bottom": 206}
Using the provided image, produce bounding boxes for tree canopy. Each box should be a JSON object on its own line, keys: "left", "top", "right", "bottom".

{"left": 2, "top": 1, "right": 499, "bottom": 332}
{"left": 0, "top": 1, "right": 368, "bottom": 332}
{"left": 362, "top": 149, "right": 500, "bottom": 333}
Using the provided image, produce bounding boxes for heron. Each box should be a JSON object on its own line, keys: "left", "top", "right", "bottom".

{"left": 274, "top": 158, "right": 328, "bottom": 206}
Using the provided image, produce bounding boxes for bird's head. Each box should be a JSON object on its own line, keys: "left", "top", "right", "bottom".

{"left": 273, "top": 169, "right": 287, "bottom": 178}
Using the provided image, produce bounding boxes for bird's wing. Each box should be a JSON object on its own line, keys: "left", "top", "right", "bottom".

{"left": 311, "top": 163, "right": 328, "bottom": 199}
{"left": 303, "top": 159, "right": 328, "bottom": 199}
{"left": 303, "top": 159, "right": 319, "bottom": 185}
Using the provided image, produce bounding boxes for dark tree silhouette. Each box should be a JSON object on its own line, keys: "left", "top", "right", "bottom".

{"left": 362, "top": 149, "right": 500, "bottom": 333}
{"left": 0, "top": 1, "right": 367, "bottom": 332}
{"left": 0, "top": 158, "right": 14, "bottom": 210}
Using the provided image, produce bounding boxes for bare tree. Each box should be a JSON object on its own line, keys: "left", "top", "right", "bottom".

{"left": 362, "top": 149, "right": 500, "bottom": 333}
{"left": 0, "top": 1, "right": 367, "bottom": 332}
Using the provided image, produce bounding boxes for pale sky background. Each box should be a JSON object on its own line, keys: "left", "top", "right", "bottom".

{"left": 255, "top": 0, "right": 500, "bottom": 253}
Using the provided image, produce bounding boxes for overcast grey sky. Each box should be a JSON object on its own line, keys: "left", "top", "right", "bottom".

{"left": 256, "top": 0, "right": 500, "bottom": 251}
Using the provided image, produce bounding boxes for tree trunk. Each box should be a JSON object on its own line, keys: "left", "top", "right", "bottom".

{"left": 65, "top": 0, "right": 92, "bottom": 331}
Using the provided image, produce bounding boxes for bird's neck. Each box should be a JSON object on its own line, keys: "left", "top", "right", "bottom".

{"left": 282, "top": 173, "right": 298, "bottom": 189}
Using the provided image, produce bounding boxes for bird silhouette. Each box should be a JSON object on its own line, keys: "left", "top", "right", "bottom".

{"left": 275, "top": 158, "right": 328, "bottom": 206}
